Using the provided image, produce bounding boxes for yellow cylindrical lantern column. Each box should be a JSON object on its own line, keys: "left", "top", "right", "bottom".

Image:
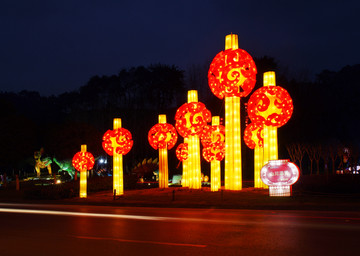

{"left": 158, "top": 115, "right": 169, "bottom": 188}
{"left": 72, "top": 144, "right": 95, "bottom": 199}
{"left": 175, "top": 90, "right": 211, "bottom": 189}
{"left": 208, "top": 34, "right": 257, "bottom": 191}
{"left": 187, "top": 90, "right": 202, "bottom": 189}
{"left": 248, "top": 71, "right": 294, "bottom": 189}
{"left": 79, "top": 145, "right": 87, "bottom": 198}
{"left": 113, "top": 118, "right": 123, "bottom": 196}
{"left": 103, "top": 118, "right": 133, "bottom": 196}
{"left": 183, "top": 138, "right": 189, "bottom": 187}
{"left": 148, "top": 115, "right": 178, "bottom": 189}
{"left": 263, "top": 72, "right": 278, "bottom": 165}
{"left": 225, "top": 95, "right": 242, "bottom": 190}
{"left": 225, "top": 34, "right": 241, "bottom": 190}
{"left": 211, "top": 116, "right": 221, "bottom": 192}
{"left": 254, "top": 146, "right": 265, "bottom": 188}
{"left": 244, "top": 122, "right": 266, "bottom": 188}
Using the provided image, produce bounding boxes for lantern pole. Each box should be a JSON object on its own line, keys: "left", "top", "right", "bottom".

{"left": 158, "top": 115, "right": 169, "bottom": 188}
{"left": 211, "top": 116, "right": 221, "bottom": 192}
{"left": 187, "top": 90, "right": 202, "bottom": 189}
{"left": 113, "top": 118, "right": 123, "bottom": 196}
{"left": 262, "top": 71, "right": 278, "bottom": 165}
{"left": 224, "top": 34, "right": 242, "bottom": 190}
{"left": 182, "top": 138, "right": 189, "bottom": 187}
{"left": 79, "top": 144, "right": 87, "bottom": 198}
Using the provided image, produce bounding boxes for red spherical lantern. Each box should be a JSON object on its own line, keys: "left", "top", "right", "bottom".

{"left": 208, "top": 48, "right": 257, "bottom": 99}
{"left": 243, "top": 122, "right": 264, "bottom": 149}
{"left": 148, "top": 123, "right": 178, "bottom": 150}
{"left": 202, "top": 140, "right": 225, "bottom": 162}
{"left": 102, "top": 128, "right": 133, "bottom": 156}
{"left": 247, "top": 86, "right": 293, "bottom": 127}
{"left": 176, "top": 143, "right": 188, "bottom": 161}
{"left": 201, "top": 124, "right": 225, "bottom": 162}
{"left": 72, "top": 151, "right": 95, "bottom": 172}
{"left": 200, "top": 124, "right": 225, "bottom": 147}
{"left": 175, "top": 102, "right": 211, "bottom": 138}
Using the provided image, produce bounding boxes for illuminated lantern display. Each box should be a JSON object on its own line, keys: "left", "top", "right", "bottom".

{"left": 72, "top": 145, "right": 95, "bottom": 198}
{"left": 176, "top": 143, "right": 188, "bottom": 161}
{"left": 201, "top": 116, "right": 225, "bottom": 192}
{"left": 247, "top": 71, "right": 293, "bottom": 167}
{"left": 175, "top": 90, "right": 211, "bottom": 189}
{"left": 208, "top": 34, "right": 257, "bottom": 190}
{"left": 260, "top": 159, "right": 300, "bottom": 196}
{"left": 244, "top": 122, "right": 265, "bottom": 188}
{"left": 148, "top": 115, "right": 178, "bottom": 188}
{"left": 102, "top": 118, "right": 133, "bottom": 196}
{"left": 176, "top": 142, "right": 189, "bottom": 187}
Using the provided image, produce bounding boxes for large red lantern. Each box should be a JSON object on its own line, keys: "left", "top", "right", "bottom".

{"left": 72, "top": 151, "right": 95, "bottom": 172}
{"left": 102, "top": 128, "right": 133, "bottom": 156}
{"left": 261, "top": 159, "right": 300, "bottom": 197}
{"left": 247, "top": 86, "right": 293, "bottom": 128}
{"left": 243, "top": 122, "right": 264, "bottom": 149}
{"left": 176, "top": 143, "right": 188, "bottom": 161}
{"left": 148, "top": 123, "right": 178, "bottom": 150}
{"left": 208, "top": 49, "right": 257, "bottom": 99}
{"left": 175, "top": 102, "right": 211, "bottom": 138}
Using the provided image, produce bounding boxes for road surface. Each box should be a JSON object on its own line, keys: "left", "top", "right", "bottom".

{"left": 0, "top": 203, "right": 359, "bottom": 256}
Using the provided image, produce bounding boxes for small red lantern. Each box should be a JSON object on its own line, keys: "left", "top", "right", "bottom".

{"left": 148, "top": 123, "right": 178, "bottom": 150}
{"left": 200, "top": 124, "right": 225, "bottom": 147}
{"left": 200, "top": 124, "right": 225, "bottom": 162}
{"left": 208, "top": 49, "right": 257, "bottom": 99}
{"left": 176, "top": 143, "right": 188, "bottom": 161}
{"left": 102, "top": 128, "right": 133, "bottom": 156}
{"left": 72, "top": 151, "right": 95, "bottom": 172}
{"left": 247, "top": 86, "right": 293, "bottom": 127}
{"left": 175, "top": 102, "right": 211, "bottom": 138}
{"left": 202, "top": 140, "right": 225, "bottom": 162}
{"left": 260, "top": 159, "right": 300, "bottom": 196}
{"left": 243, "top": 122, "right": 264, "bottom": 149}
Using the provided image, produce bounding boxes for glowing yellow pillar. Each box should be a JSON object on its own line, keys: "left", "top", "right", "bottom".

{"left": 79, "top": 144, "right": 87, "bottom": 198}
{"left": 182, "top": 137, "right": 189, "bottom": 187}
{"left": 158, "top": 115, "right": 169, "bottom": 188}
{"left": 262, "top": 71, "right": 279, "bottom": 189}
{"left": 187, "top": 90, "right": 202, "bottom": 189}
{"left": 262, "top": 71, "right": 278, "bottom": 166}
{"left": 224, "top": 34, "right": 242, "bottom": 190}
{"left": 211, "top": 116, "right": 221, "bottom": 192}
{"left": 113, "top": 118, "right": 123, "bottom": 196}
{"left": 254, "top": 146, "right": 264, "bottom": 188}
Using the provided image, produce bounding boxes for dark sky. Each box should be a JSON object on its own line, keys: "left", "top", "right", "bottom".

{"left": 1, "top": 0, "right": 359, "bottom": 96}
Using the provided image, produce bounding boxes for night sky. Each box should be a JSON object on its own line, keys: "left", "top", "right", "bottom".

{"left": 1, "top": 0, "right": 359, "bottom": 96}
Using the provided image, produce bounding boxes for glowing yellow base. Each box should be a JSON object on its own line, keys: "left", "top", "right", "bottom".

{"left": 225, "top": 96, "right": 242, "bottom": 190}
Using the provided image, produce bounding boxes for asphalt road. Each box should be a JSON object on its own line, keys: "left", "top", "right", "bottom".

{"left": 0, "top": 203, "right": 359, "bottom": 256}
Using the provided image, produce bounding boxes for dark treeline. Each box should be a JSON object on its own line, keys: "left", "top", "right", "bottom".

{"left": 1, "top": 61, "right": 359, "bottom": 177}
